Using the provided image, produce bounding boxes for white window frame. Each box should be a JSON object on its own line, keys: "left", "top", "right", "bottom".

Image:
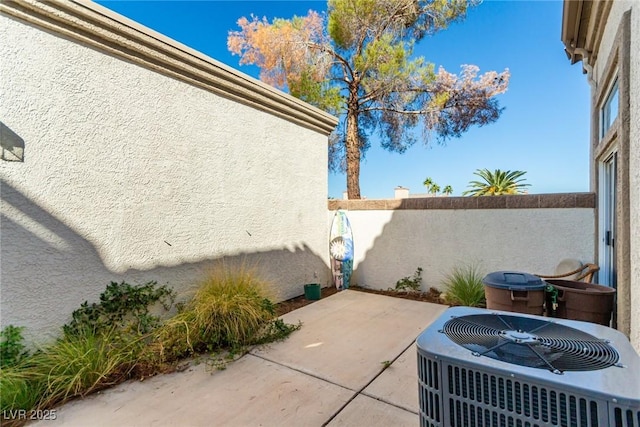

{"left": 599, "top": 77, "right": 619, "bottom": 139}
{"left": 598, "top": 150, "right": 617, "bottom": 288}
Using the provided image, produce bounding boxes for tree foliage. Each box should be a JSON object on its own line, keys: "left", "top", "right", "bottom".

{"left": 228, "top": 0, "right": 510, "bottom": 199}
{"left": 423, "top": 176, "right": 434, "bottom": 190}
{"left": 423, "top": 177, "right": 451, "bottom": 196}
{"left": 462, "top": 169, "right": 530, "bottom": 196}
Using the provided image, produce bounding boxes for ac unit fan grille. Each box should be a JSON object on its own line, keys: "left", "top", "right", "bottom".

{"left": 418, "top": 307, "right": 640, "bottom": 427}
{"left": 442, "top": 314, "right": 620, "bottom": 373}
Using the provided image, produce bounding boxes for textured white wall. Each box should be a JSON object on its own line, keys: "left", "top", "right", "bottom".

{"left": 594, "top": 1, "right": 633, "bottom": 83}
{"left": 627, "top": 5, "right": 639, "bottom": 353}
{"left": 330, "top": 209, "right": 595, "bottom": 291}
{"left": 0, "top": 14, "right": 331, "bottom": 343}
{"left": 594, "top": 1, "right": 639, "bottom": 353}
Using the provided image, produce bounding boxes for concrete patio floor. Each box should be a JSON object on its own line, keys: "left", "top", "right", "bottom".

{"left": 31, "top": 290, "right": 448, "bottom": 427}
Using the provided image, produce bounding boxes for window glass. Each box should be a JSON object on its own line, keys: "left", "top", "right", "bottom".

{"left": 600, "top": 79, "right": 619, "bottom": 138}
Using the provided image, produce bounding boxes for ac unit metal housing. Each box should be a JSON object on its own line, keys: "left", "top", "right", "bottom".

{"left": 417, "top": 306, "right": 640, "bottom": 427}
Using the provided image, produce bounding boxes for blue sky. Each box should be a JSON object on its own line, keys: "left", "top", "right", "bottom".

{"left": 97, "top": 0, "right": 590, "bottom": 199}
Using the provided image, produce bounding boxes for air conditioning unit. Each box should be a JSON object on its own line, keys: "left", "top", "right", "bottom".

{"left": 417, "top": 307, "right": 640, "bottom": 427}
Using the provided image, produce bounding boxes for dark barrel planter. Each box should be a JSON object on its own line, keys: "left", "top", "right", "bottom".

{"left": 545, "top": 279, "right": 616, "bottom": 326}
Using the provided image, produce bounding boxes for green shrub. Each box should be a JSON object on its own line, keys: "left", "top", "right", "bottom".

{"left": 64, "top": 281, "right": 175, "bottom": 337}
{"left": 2, "top": 282, "right": 177, "bottom": 418}
{"left": 0, "top": 326, "right": 37, "bottom": 417}
{"left": 251, "top": 318, "right": 301, "bottom": 346}
{"left": 442, "top": 264, "right": 486, "bottom": 307}
{"left": 155, "top": 267, "right": 296, "bottom": 361}
{"left": 394, "top": 267, "right": 423, "bottom": 291}
{"left": 1, "top": 326, "right": 29, "bottom": 368}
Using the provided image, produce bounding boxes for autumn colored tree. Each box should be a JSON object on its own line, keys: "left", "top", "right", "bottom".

{"left": 462, "top": 169, "right": 530, "bottom": 196}
{"left": 228, "top": 0, "right": 510, "bottom": 199}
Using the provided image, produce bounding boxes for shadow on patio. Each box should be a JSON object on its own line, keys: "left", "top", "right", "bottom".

{"left": 29, "top": 290, "right": 448, "bottom": 427}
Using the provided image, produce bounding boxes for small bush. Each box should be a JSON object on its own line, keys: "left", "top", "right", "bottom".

{"left": 64, "top": 281, "right": 175, "bottom": 337}
{"left": 1, "top": 280, "right": 173, "bottom": 419}
{"left": 442, "top": 264, "right": 486, "bottom": 307}
{"left": 252, "top": 319, "right": 301, "bottom": 346}
{"left": 154, "top": 267, "right": 293, "bottom": 361}
{"left": 1, "top": 326, "right": 29, "bottom": 368}
{"left": 394, "top": 267, "right": 423, "bottom": 291}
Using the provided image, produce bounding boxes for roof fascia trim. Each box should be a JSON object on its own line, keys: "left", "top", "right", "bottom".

{"left": 0, "top": 0, "right": 339, "bottom": 135}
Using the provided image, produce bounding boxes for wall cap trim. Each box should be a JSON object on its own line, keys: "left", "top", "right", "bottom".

{"left": 328, "top": 193, "right": 596, "bottom": 211}
{"left": 0, "top": 0, "right": 339, "bottom": 135}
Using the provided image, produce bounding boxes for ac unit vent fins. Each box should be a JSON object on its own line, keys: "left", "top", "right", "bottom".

{"left": 419, "top": 355, "right": 441, "bottom": 426}
{"left": 442, "top": 314, "right": 620, "bottom": 373}
{"left": 613, "top": 406, "right": 640, "bottom": 427}
{"left": 442, "top": 364, "right": 603, "bottom": 427}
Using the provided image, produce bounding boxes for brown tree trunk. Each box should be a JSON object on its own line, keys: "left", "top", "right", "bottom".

{"left": 345, "top": 89, "right": 361, "bottom": 199}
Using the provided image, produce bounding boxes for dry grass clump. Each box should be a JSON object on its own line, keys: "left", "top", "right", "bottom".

{"left": 1, "top": 328, "right": 144, "bottom": 426}
{"left": 0, "top": 365, "right": 42, "bottom": 415}
{"left": 154, "top": 266, "right": 284, "bottom": 361}
{"left": 441, "top": 263, "right": 486, "bottom": 307}
{"left": 29, "top": 329, "right": 143, "bottom": 407}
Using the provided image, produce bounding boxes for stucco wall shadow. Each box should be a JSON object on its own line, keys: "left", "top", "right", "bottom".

{"left": 1, "top": 182, "right": 330, "bottom": 345}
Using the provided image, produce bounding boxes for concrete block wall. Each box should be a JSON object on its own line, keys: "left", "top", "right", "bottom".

{"left": 328, "top": 194, "right": 596, "bottom": 291}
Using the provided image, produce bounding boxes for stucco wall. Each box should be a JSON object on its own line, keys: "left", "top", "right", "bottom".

{"left": 0, "top": 5, "right": 336, "bottom": 344}
{"left": 627, "top": 5, "right": 639, "bottom": 352}
{"left": 591, "top": 1, "right": 638, "bottom": 352}
{"left": 594, "top": 1, "right": 633, "bottom": 83}
{"left": 328, "top": 197, "right": 595, "bottom": 292}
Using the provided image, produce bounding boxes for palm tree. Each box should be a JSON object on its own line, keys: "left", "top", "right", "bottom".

{"left": 442, "top": 185, "right": 453, "bottom": 196}
{"left": 423, "top": 177, "right": 434, "bottom": 193}
{"left": 430, "top": 183, "right": 441, "bottom": 195}
{"left": 462, "top": 169, "right": 530, "bottom": 196}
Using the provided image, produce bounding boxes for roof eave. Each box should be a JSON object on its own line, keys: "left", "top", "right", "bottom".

{"left": 561, "top": 0, "right": 587, "bottom": 64}
{"left": 0, "top": 0, "right": 339, "bottom": 135}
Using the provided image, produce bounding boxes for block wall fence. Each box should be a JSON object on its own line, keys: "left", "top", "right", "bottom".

{"left": 328, "top": 193, "right": 596, "bottom": 292}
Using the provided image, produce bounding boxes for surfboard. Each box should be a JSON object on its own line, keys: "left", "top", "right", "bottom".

{"left": 329, "top": 210, "right": 354, "bottom": 290}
